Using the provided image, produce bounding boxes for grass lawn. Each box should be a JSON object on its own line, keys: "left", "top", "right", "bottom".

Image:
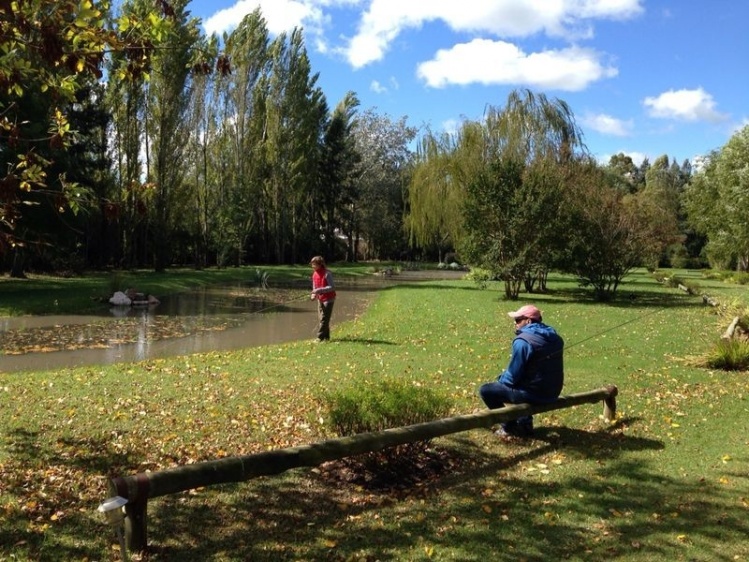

{"left": 0, "top": 267, "right": 747, "bottom": 561}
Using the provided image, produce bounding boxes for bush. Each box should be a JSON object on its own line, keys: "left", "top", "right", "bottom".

{"left": 705, "top": 339, "right": 749, "bottom": 371}
{"left": 465, "top": 267, "right": 491, "bottom": 289}
{"left": 322, "top": 380, "right": 455, "bottom": 488}
{"left": 730, "top": 272, "right": 749, "bottom": 285}
{"left": 324, "top": 379, "right": 453, "bottom": 436}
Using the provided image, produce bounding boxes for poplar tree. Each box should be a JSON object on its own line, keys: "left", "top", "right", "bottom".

{"left": 145, "top": 0, "right": 202, "bottom": 271}
{"left": 214, "top": 9, "right": 271, "bottom": 265}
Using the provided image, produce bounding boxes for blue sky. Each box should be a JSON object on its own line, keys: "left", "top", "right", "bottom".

{"left": 184, "top": 0, "right": 748, "bottom": 167}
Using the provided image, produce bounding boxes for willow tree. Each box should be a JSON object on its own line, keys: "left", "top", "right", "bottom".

{"left": 406, "top": 128, "right": 466, "bottom": 261}
{"left": 409, "top": 89, "right": 586, "bottom": 277}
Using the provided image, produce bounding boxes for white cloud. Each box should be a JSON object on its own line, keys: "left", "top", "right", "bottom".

{"left": 441, "top": 118, "right": 460, "bottom": 136}
{"left": 202, "top": 0, "right": 365, "bottom": 37}
{"left": 370, "top": 80, "right": 387, "bottom": 94}
{"left": 597, "top": 150, "right": 647, "bottom": 166}
{"left": 342, "top": 0, "right": 643, "bottom": 68}
{"left": 620, "top": 150, "right": 648, "bottom": 166}
{"left": 369, "top": 76, "right": 399, "bottom": 94}
{"left": 582, "top": 112, "right": 633, "bottom": 136}
{"left": 416, "top": 41, "right": 617, "bottom": 91}
{"left": 732, "top": 117, "right": 749, "bottom": 134}
{"left": 643, "top": 88, "right": 728, "bottom": 123}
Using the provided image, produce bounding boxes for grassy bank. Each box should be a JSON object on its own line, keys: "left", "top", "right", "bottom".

{"left": 0, "top": 268, "right": 747, "bottom": 561}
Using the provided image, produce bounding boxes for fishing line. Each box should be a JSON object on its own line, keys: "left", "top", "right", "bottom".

{"left": 533, "top": 305, "right": 669, "bottom": 362}
{"left": 562, "top": 305, "right": 667, "bottom": 355}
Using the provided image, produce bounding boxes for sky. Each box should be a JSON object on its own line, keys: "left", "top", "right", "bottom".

{"left": 184, "top": 0, "right": 748, "bottom": 168}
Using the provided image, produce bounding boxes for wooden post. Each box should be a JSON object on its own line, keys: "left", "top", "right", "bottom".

{"left": 111, "top": 472, "right": 150, "bottom": 552}
{"left": 602, "top": 384, "right": 618, "bottom": 422}
{"left": 109, "top": 385, "right": 619, "bottom": 554}
{"left": 722, "top": 316, "right": 740, "bottom": 339}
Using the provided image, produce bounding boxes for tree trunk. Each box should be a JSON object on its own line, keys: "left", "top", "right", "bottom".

{"left": 9, "top": 249, "right": 26, "bottom": 279}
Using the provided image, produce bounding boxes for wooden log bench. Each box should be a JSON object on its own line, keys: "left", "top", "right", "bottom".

{"left": 107, "top": 385, "right": 618, "bottom": 554}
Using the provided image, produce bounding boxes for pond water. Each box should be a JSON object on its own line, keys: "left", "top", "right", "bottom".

{"left": 0, "top": 270, "right": 466, "bottom": 373}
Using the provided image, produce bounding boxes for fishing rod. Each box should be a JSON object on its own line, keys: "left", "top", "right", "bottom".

{"left": 245, "top": 291, "right": 311, "bottom": 315}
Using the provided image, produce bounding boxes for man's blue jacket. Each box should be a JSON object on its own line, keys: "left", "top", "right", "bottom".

{"left": 498, "top": 322, "right": 564, "bottom": 401}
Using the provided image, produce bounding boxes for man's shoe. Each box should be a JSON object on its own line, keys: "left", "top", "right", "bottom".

{"left": 494, "top": 423, "right": 533, "bottom": 442}
{"left": 494, "top": 427, "right": 522, "bottom": 442}
{"left": 516, "top": 423, "right": 534, "bottom": 437}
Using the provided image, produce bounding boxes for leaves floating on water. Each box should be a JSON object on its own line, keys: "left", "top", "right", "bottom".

{"left": 0, "top": 315, "right": 247, "bottom": 355}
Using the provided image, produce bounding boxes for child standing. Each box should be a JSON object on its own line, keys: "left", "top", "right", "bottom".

{"left": 310, "top": 256, "right": 336, "bottom": 341}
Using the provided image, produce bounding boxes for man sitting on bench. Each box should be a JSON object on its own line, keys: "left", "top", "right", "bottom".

{"left": 479, "top": 304, "right": 564, "bottom": 440}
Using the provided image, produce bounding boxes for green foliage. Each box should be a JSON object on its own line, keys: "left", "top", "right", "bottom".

{"left": 0, "top": 0, "right": 174, "bottom": 257}
{"left": 464, "top": 267, "right": 491, "bottom": 289}
{"left": 324, "top": 379, "right": 453, "bottom": 436}
{"left": 460, "top": 157, "right": 544, "bottom": 299}
{"left": 562, "top": 163, "right": 653, "bottom": 300}
{"left": 728, "top": 272, "right": 749, "bottom": 285}
{"left": 685, "top": 126, "right": 749, "bottom": 271}
{"left": 107, "top": 270, "right": 127, "bottom": 294}
{"left": 323, "top": 379, "right": 454, "bottom": 486}
{"left": 705, "top": 338, "right": 749, "bottom": 371}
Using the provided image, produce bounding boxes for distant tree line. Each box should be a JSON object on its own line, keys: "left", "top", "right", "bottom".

{"left": 1, "top": 1, "right": 747, "bottom": 301}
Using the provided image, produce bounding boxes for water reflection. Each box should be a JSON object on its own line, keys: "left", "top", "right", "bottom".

{"left": 0, "top": 270, "right": 465, "bottom": 373}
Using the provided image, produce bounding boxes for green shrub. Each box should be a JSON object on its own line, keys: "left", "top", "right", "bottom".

{"left": 325, "top": 379, "right": 453, "bottom": 436}
{"left": 323, "top": 380, "right": 455, "bottom": 487}
{"left": 465, "top": 267, "right": 491, "bottom": 289}
{"left": 681, "top": 279, "right": 701, "bottom": 294}
{"left": 705, "top": 338, "right": 749, "bottom": 371}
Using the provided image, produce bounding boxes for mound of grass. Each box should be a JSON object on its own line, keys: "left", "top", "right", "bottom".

{"left": 705, "top": 338, "right": 749, "bottom": 370}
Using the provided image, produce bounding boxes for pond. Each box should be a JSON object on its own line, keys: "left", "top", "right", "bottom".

{"left": 0, "top": 270, "right": 466, "bottom": 373}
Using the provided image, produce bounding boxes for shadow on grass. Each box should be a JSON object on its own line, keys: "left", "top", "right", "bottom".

{"left": 131, "top": 420, "right": 745, "bottom": 561}
{"left": 333, "top": 336, "right": 397, "bottom": 345}
{"left": 0, "top": 429, "right": 149, "bottom": 561}
{"left": 3, "top": 421, "right": 746, "bottom": 561}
